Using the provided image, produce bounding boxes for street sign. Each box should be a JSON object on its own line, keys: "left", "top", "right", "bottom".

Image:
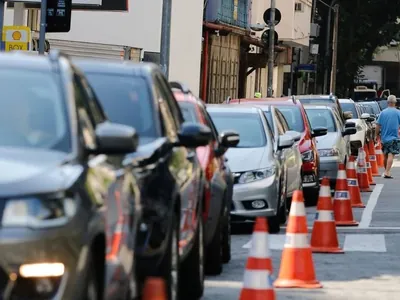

{"left": 2, "top": 26, "right": 31, "bottom": 52}
{"left": 263, "top": 8, "right": 281, "bottom": 26}
{"left": 46, "top": 0, "right": 72, "bottom": 32}
{"left": 261, "top": 29, "right": 278, "bottom": 46}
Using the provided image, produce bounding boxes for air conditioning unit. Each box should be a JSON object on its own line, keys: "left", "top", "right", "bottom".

{"left": 295, "top": 2, "right": 304, "bottom": 12}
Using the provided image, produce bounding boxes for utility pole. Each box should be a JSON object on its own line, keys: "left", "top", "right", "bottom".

{"left": 38, "top": 0, "right": 47, "bottom": 54}
{"left": 267, "top": 0, "right": 276, "bottom": 97}
{"left": 160, "top": 0, "right": 172, "bottom": 78}
{"left": 322, "top": 0, "right": 337, "bottom": 94}
{"left": 329, "top": 4, "right": 339, "bottom": 93}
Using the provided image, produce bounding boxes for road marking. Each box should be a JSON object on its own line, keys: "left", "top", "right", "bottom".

{"left": 205, "top": 280, "right": 242, "bottom": 289}
{"left": 359, "top": 184, "right": 384, "bottom": 228}
{"left": 343, "top": 234, "right": 387, "bottom": 252}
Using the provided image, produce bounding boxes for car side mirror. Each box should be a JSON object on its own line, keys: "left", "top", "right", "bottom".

{"left": 342, "top": 127, "right": 357, "bottom": 136}
{"left": 176, "top": 122, "right": 212, "bottom": 148}
{"left": 345, "top": 122, "right": 356, "bottom": 128}
{"left": 361, "top": 113, "right": 370, "bottom": 120}
{"left": 343, "top": 111, "right": 353, "bottom": 120}
{"left": 312, "top": 126, "right": 328, "bottom": 138}
{"left": 367, "top": 116, "right": 376, "bottom": 122}
{"left": 285, "top": 130, "right": 301, "bottom": 142}
{"left": 278, "top": 134, "right": 295, "bottom": 150}
{"left": 94, "top": 122, "right": 138, "bottom": 154}
{"left": 220, "top": 131, "right": 240, "bottom": 148}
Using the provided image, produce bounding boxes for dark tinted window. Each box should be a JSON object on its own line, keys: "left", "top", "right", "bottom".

{"left": 85, "top": 73, "right": 157, "bottom": 137}
{"left": 275, "top": 106, "right": 304, "bottom": 132}
{"left": 305, "top": 108, "right": 337, "bottom": 132}
{"left": 0, "top": 69, "right": 71, "bottom": 152}
{"left": 209, "top": 112, "right": 266, "bottom": 148}
{"left": 354, "top": 91, "right": 377, "bottom": 101}
{"left": 178, "top": 102, "right": 199, "bottom": 123}
{"left": 339, "top": 103, "right": 358, "bottom": 118}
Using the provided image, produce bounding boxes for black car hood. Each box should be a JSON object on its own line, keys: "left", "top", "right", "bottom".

{"left": 0, "top": 147, "right": 83, "bottom": 198}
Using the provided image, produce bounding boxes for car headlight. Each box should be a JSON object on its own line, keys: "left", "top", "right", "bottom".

{"left": 2, "top": 196, "right": 77, "bottom": 228}
{"left": 356, "top": 124, "right": 363, "bottom": 132}
{"left": 238, "top": 167, "right": 275, "bottom": 184}
{"left": 301, "top": 150, "right": 314, "bottom": 162}
{"left": 318, "top": 148, "right": 339, "bottom": 157}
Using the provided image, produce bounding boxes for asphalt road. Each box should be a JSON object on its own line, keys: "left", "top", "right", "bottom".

{"left": 203, "top": 162, "right": 400, "bottom": 300}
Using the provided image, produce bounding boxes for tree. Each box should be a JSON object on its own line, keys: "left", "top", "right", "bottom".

{"left": 315, "top": 0, "right": 400, "bottom": 96}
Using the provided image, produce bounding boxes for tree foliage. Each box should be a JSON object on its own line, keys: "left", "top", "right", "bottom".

{"left": 315, "top": 0, "right": 400, "bottom": 96}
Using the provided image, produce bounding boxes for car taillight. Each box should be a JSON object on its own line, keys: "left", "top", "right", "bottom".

{"left": 205, "top": 162, "right": 216, "bottom": 181}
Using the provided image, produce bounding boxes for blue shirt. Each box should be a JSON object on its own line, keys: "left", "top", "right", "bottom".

{"left": 377, "top": 107, "right": 400, "bottom": 143}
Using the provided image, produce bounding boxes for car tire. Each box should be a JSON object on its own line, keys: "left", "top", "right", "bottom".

{"left": 179, "top": 214, "right": 205, "bottom": 299}
{"left": 205, "top": 218, "right": 223, "bottom": 275}
{"left": 160, "top": 212, "right": 180, "bottom": 300}
{"left": 268, "top": 215, "right": 281, "bottom": 234}
{"left": 221, "top": 192, "right": 231, "bottom": 264}
{"left": 84, "top": 257, "right": 99, "bottom": 300}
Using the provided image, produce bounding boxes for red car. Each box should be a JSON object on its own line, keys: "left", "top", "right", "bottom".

{"left": 171, "top": 82, "right": 239, "bottom": 274}
{"left": 228, "top": 96, "right": 327, "bottom": 204}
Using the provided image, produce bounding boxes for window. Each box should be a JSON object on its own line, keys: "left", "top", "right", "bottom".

{"left": 0, "top": 69, "right": 71, "bottom": 152}
{"left": 84, "top": 73, "right": 157, "bottom": 138}
{"left": 79, "top": 73, "right": 106, "bottom": 125}
{"left": 209, "top": 112, "right": 266, "bottom": 148}
{"left": 178, "top": 102, "right": 199, "bottom": 123}
{"left": 305, "top": 108, "right": 337, "bottom": 132}
{"left": 299, "top": 98, "right": 334, "bottom": 105}
{"left": 294, "top": 2, "right": 303, "bottom": 12}
{"left": 275, "top": 106, "right": 305, "bottom": 132}
{"left": 340, "top": 103, "right": 358, "bottom": 119}
{"left": 276, "top": 109, "right": 290, "bottom": 132}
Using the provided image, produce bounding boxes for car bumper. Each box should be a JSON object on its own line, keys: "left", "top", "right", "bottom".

{"left": 0, "top": 215, "right": 91, "bottom": 299}
{"left": 231, "top": 175, "right": 278, "bottom": 220}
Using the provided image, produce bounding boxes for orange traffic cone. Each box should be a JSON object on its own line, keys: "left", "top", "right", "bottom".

{"left": 239, "top": 217, "right": 275, "bottom": 300}
{"left": 142, "top": 277, "right": 167, "bottom": 300}
{"left": 357, "top": 148, "right": 372, "bottom": 192}
{"left": 333, "top": 164, "right": 359, "bottom": 226}
{"left": 311, "top": 178, "right": 344, "bottom": 253}
{"left": 368, "top": 140, "right": 380, "bottom": 176}
{"left": 364, "top": 144, "right": 376, "bottom": 185}
{"left": 375, "top": 141, "right": 384, "bottom": 168}
{"left": 274, "top": 190, "right": 322, "bottom": 289}
{"left": 346, "top": 156, "right": 365, "bottom": 208}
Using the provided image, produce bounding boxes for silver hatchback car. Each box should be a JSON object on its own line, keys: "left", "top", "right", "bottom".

{"left": 207, "top": 104, "right": 300, "bottom": 233}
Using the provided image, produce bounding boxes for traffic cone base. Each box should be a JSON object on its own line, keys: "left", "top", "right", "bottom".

{"left": 241, "top": 270, "right": 276, "bottom": 300}
{"left": 274, "top": 248, "right": 322, "bottom": 288}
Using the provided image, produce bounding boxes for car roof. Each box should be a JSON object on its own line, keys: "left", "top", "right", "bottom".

{"left": 0, "top": 51, "right": 54, "bottom": 72}
{"left": 339, "top": 99, "right": 355, "bottom": 103}
{"left": 231, "top": 99, "right": 296, "bottom": 107}
{"left": 173, "top": 90, "right": 198, "bottom": 104}
{"left": 295, "top": 95, "right": 334, "bottom": 100}
{"left": 207, "top": 104, "right": 267, "bottom": 114}
{"left": 302, "top": 104, "right": 333, "bottom": 110}
{"left": 72, "top": 57, "right": 159, "bottom": 76}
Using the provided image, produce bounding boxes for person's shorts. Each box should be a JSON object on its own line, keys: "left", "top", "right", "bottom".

{"left": 382, "top": 139, "right": 400, "bottom": 155}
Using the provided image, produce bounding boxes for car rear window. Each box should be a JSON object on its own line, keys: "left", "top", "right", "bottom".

{"left": 354, "top": 91, "right": 377, "bottom": 101}
{"left": 178, "top": 102, "right": 199, "bottom": 123}
{"left": 274, "top": 105, "right": 304, "bottom": 132}
{"left": 209, "top": 112, "right": 266, "bottom": 148}
{"left": 84, "top": 73, "right": 157, "bottom": 138}
{"left": 305, "top": 108, "right": 337, "bottom": 132}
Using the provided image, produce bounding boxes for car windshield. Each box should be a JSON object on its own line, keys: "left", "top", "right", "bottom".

{"left": 0, "top": 69, "right": 71, "bottom": 152}
{"left": 354, "top": 91, "right": 377, "bottom": 101}
{"left": 377, "top": 100, "right": 388, "bottom": 110}
{"left": 340, "top": 103, "right": 358, "bottom": 118}
{"left": 275, "top": 106, "right": 304, "bottom": 132}
{"left": 305, "top": 108, "right": 337, "bottom": 132}
{"left": 363, "top": 103, "right": 380, "bottom": 114}
{"left": 178, "top": 102, "right": 199, "bottom": 123}
{"left": 298, "top": 98, "right": 334, "bottom": 105}
{"left": 84, "top": 73, "right": 157, "bottom": 138}
{"left": 209, "top": 112, "right": 266, "bottom": 148}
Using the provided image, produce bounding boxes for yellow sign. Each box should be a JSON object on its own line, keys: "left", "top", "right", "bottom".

{"left": 2, "top": 26, "right": 31, "bottom": 52}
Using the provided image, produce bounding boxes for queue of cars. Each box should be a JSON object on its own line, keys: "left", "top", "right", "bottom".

{"left": 0, "top": 49, "right": 384, "bottom": 300}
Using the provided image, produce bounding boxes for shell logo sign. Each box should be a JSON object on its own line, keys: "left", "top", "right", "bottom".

{"left": 1, "top": 26, "right": 31, "bottom": 52}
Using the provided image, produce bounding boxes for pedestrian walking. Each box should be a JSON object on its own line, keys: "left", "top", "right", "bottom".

{"left": 375, "top": 95, "right": 400, "bottom": 178}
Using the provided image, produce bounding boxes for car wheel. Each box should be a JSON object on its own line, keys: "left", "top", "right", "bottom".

{"left": 84, "top": 258, "right": 99, "bottom": 300}
{"left": 179, "top": 214, "right": 205, "bottom": 299}
{"left": 222, "top": 192, "right": 231, "bottom": 264}
{"left": 160, "top": 213, "right": 180, "bottom": 300}
{"left": 205, "top": 217, "right": 223, "bottom": 275}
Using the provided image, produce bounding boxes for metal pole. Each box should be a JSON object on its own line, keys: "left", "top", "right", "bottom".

{"left": 0, "top": 1, "right": 4, "bottom": 51}
{"left": 289, "top": 48, "right": 294, "bottom": 96}
{"left": 323, "top": 6, "right": 332, "bottom": 94}
{"left": 160, "top": 0, "right": 172, "bottom": 78}
{"left": 267, "top": 0, "right": 276, "bottom": 97}
{"left": 329, "top": 4, "right": 339, "bottom": 93}
{"left": 38, "top": 0, "right": 47, "bottom": 54}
